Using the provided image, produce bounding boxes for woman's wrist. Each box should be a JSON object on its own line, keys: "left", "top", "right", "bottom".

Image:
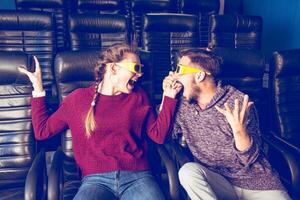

{"left": 162, "top": 92, "right": 176, "bottom": 99}
{"left": 32, "top": 90, "right": 46, "bottom": 98}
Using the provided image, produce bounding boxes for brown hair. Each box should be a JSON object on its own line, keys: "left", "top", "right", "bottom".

{"left": 179, "top": 48, "right": 222, "bottom": 78}
{"left": 85, "top": 43, "right": 137, "bottom": 137}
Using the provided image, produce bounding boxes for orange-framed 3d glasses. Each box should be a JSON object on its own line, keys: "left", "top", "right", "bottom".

{"left": 115, "top": 62, "right": 144, "bottom": 74}
{"left": 175, "top": 64, "right": 211, "bottom": 75}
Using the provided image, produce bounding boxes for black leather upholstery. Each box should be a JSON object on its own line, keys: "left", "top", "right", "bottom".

{"left": 131, "top": 0, "right": 178, "bottom": 46}
{"left": 48, "top": 50, "right": 98, "bottom": 200}
{"left": 269, "top": 50, "right": 300, "bottom": 150}
{"left": 0, "top": 51, "right": 46, "bottom": 200}
{"left": 76, "top": 0, "right": 125, "bottom": 14}
{"left": 68, "top": 13, "right": 128, "bottom": 51}
{"left": 210, "top": 14, "right": 263, "bottom": 49}
{"left": 142, "top": 13, "right": 199, "bottom": 102}
{"left": 15, "top": 0, "right": 68, "bottom": 50}
{"left": 268, "top": 51, "right": 300, "bottom": 199}
{"left": 212, "top": 48, "right": 269, "bottom": 132}
{"left": 0, "top": 10, "right": 56, "bottom": 105}
{"left": 181, "top": 0, "right": 219, "bottom": 47}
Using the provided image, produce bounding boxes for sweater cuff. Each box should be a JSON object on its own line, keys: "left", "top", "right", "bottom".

{"left": 234, "top": 137, "right": 258, "bottom": 164}
{"left": 162, "top": 96, "right": 178, "bottom": 108}
{"left": 31, "top": 96, "right": 46, "bottom": 106}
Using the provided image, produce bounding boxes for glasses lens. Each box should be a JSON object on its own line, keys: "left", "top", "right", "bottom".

{"left": 134, "top": 64, "right": 142, "bottom": 73}
{"left": 176, "top": 65, "right": 181, "bottom": 73}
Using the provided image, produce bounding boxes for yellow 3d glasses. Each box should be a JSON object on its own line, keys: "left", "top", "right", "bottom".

{"left": 115, "top": 62, "right": 144, "bottom": 74}
{"left": 175, "top": 64, "right": 211, "bottom": 75}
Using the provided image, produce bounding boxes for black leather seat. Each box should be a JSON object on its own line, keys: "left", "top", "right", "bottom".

{"left": 48, "top": 50, "right": 180, "bottom": 200}
{"left": 75, "top": 0, "right": 125, "bottom": 14}
{"left": 209, "top": 14, "right": 263, "bottom": 49}
{"left": 181, "top": 0, "right": 219, "bottom": 47}
{"left": 0, "top": 51, "right": 46, "bottom": 200}
{"left": 68, "top": 13, "right": 128, "bottom": 51}
{"left": 142, "top": 13, "right": 199, "bottom": 103}
{"left": 15, "top": 0, "right": 69, "bottom": 50}
{"left": 0, "top": 10, "right": 57, "bottom": 107}
{"left": 131, "top": 0, "right": 178, "bottom": 46}
{"left": 212, "top": 48, "right": 269, "bottom": 132}
{"left": 267, "top": 49, "right": 300, "bottom": 198}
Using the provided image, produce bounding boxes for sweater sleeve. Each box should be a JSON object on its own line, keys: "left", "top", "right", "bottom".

{"left": 144, "top": 96, "right": 178, "bottom": 144}
{"left": 31, "top": 96, "right": 69, "bottom": 140}
{"left": 234, "top": 105, "right": 261, "bottom": 166}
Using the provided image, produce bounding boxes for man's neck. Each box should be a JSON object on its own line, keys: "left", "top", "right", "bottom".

{"left": 197, "top": 82, "right": 218, "bottom": 109}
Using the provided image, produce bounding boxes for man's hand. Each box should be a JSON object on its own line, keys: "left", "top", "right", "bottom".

{"left": 215, "top": 95, "right": 253, "bottom": 151}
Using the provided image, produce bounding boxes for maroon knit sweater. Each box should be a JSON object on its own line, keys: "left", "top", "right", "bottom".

{"left": 31, "top": 86, "right": 177, "bottom": 176}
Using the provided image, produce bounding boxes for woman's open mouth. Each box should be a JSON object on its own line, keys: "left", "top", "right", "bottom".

{"left": 128, "top": 78, "right": 137, "bottom": 88}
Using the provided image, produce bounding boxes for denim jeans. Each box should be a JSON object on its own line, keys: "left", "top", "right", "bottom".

{"left": 73, "top": 170, "right": 165, "bottom": 200}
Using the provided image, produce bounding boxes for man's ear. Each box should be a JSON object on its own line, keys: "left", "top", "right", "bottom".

{"left": 195, "top": 71, "right": 206, "bottom": 83}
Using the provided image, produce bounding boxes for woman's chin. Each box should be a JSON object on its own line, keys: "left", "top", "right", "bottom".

{"left": 123, "top": 84, "right": 134, "bottom": 93}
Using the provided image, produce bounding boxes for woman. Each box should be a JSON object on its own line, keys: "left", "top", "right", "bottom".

{"left": 19, "top": 43, "right": 182, "bottom": 200}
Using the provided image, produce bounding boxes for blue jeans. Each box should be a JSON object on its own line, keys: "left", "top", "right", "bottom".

{"left": 73, "top": 170, "right": 165, "bottom": 200}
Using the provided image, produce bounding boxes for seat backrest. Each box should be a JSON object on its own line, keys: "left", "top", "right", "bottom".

{"left": 131, "top": 0, "right": 178, "bottom": 46}
{"left": 54, "top": 50, "right": 99, "bottom": 185}
{"left": 15, "top": 0, "right": 68, "bottom": 51}
{"left": 0, "top": 10, "right": 56, "bottom": 104}
{"left": 269, "top": 50, "right": 300, "bottom": 146}
{"left": 142, "top": 13, "right": 199, "bottom": 102}
{"left": 0, "top": 51, "right": 36, "bottom": 191}
{"left": 210, "top": 14, "right": 263, "bottom": 50}
{"left": 181, "top": 0, "right": 219, "bottom": 47}
{"left": 68, "top": 13, "right": 128, "bottom": 51}
{"left": 76, "top": 0, "right": 125, "bottom": 14}
{"left": 212, "top": 48, "right": 268, "bottom": 132}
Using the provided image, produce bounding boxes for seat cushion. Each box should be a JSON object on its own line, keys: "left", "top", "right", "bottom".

{"left": 0, "top": 187, "right": 24, "bottom": 200}
{"left": 62, "top": 180, "right": 81, "bottom": 200}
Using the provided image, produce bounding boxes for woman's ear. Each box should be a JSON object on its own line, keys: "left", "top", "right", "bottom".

{"left": 109, "top": 63, "right": 118, "bottom": 75}
{"left": 195, "top": 71, "right": 206, "bottom": 83}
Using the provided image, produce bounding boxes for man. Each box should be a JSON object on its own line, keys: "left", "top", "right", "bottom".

{"left": 171, "top": 48, "right": 291, "bottom": 200}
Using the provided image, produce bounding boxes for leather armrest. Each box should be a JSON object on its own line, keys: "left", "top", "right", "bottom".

{"left": 165, "top": 140, "right": 193, "bottom": 167}
{"left": 262, "top": 134, "right": 300, "bottom": 197}
{"left": 48, "top": 147, "right": 64, "bottom": 200}
{"left": 25, "top": 149, "right": 47, "bottom": 200}
{"left": 156, "top": 144, "right": 180, "bottom": 200}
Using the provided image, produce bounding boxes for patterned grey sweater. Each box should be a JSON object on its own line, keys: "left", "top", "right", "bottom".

{"left": 172, "top": 84, "right": 285, "bottom": 190}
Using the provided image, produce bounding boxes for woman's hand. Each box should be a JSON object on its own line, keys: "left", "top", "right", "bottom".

{"left": 162, "top": 72, "right": 183, "bottom": 99}
{"left": 18, "top": 56, "right": 44, "bottom": 92}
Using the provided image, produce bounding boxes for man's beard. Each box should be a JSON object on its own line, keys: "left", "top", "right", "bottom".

{"left": 187, "top": 80, "right": 201, "bottom": 104}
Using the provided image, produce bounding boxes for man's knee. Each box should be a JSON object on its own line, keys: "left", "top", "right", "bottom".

{"left": 178, "top": 162, "right": 206, "bottom": 184}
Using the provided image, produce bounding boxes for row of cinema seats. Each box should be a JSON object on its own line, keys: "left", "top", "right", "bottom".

{"left": 0, "top": 47, "right": 300, "bottom": 199}
{"left": 0, "top": 8, "right": 263, "bottom": 107}
{"left": 14, "top": 0, "right": 243, "bottom": 50}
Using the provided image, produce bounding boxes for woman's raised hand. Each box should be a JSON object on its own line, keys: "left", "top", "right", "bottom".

{"left": 18, "top": 56, "right": 44, "bottom": 92}
{"left": 162, "top": 71, "right": 183, "bottom": 98}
